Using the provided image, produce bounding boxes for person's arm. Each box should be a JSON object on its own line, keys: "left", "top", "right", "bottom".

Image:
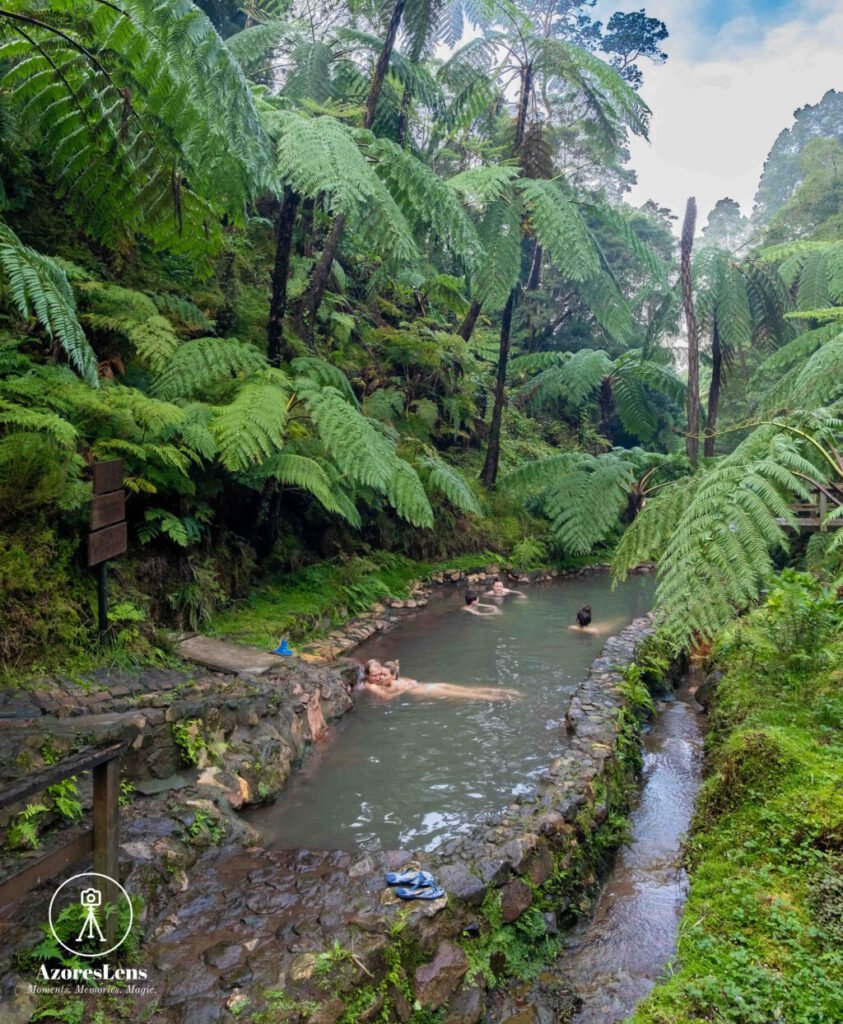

{"left": 475, "top": 602, "right": 502, "bottom": 614}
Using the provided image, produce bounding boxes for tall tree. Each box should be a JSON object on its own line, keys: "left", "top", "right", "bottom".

{"left": 680, "top": 197, "right": 700, "bottom": 467}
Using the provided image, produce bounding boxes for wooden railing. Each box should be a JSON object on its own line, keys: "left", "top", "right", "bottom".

{"left": 0, "top": 742, "right": 126, "bottom": 939}
{"left": 783, "top": 485, "right": 843, "bottom": 530}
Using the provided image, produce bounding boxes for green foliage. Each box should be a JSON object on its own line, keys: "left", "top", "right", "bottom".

{"left": 172, "top": 719, "right": 207, "bottom": 767}
{"left": 46, "top": 777, "right": 83, "bottom": 824}
{"left": 632, "top": 573, "right": 843, "bottom": 1024}
{"left": 615, "top": 427, "right": 824, "bottom": 646}
{"left": 0, "top": 223, "right": 97, "bottom": 385}
{"left": 6, "top": 802, "right": 47, "bottom": 851}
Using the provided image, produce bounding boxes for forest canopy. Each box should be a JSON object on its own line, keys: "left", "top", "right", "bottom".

{"left": 0, "top": 0, "right": 842, "bottom": 666}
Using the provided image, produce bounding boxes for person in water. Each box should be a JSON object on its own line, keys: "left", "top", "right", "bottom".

{"left": 576, "top": 604, "right": 592, "bottom": 628}
{"left": 483, "top": 577, "right": 526, "bottom": 599}
{"left": 359, "top": 659, "right": 519, "bottom": 702}
{"left": 463, "top": 590, "right": 501, "bottom": 616}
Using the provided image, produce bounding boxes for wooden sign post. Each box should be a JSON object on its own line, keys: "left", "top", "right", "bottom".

{"left": 88, "top": 460, "right": 127, "bottom": 646}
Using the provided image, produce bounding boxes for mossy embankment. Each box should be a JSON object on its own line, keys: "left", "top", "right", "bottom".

{"left": 631, "top": 571, "right": 843, "bottom": 1024}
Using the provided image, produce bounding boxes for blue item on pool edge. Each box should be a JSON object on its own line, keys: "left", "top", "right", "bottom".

{"left": 395, "top": 883, "right": 446, "bottom": 901}
{"left": 273, "top": 638, "right": 293, "bottom": 656}
{"left": 385, "top": 869, "right": 434, "bottom": 887}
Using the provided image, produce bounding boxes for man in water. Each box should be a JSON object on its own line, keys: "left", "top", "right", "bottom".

{"left": 576, "top": 604, "right": 592, "bottom": 628}
{"left": 483, "top": 577, "right": 527, "bottom": 599}
{"left": 463, "top": 591, "right": 501, "bottom": 616}
{"left": 359, "top": 659, "right": 518, "bottom": 702}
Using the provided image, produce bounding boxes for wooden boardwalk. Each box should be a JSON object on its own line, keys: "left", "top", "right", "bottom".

{"left": 778, "top": 486, "right": 843, "bottom": 532}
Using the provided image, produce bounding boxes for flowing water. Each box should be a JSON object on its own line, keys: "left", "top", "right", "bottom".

{"left": 561, "top": 673, "right": 705, "bottom": 1023}
{"left": 245, "top": 574, "right": 655, "bottom": 852}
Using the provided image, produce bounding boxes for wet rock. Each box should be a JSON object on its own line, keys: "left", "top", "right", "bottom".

{"left": 180, "top": 1000, "right": 222, "bottom": 1024}
{"left": 437, "top": 863, "right": 486, "bottom": 906}
{"left": 204, "top": 942, "right": 244, "bottom": 972}
{"left": 160, "top": 963, "right": 218, "bottom": 1006}
{"left": 414, "top": 940, "right": 469, "bottom": 1009}
{"left": 695, "top": 669, "right": 722, "bottom": 711}
{"left": 445, "top": 985, "right": 484, "bottom": 1024}
{"left": 499, "top": 1008, "right": 538, "bottom": 1024}
{"left": 500, "top": 879, "right": 533, "bottom": 923}
{"left": 523, "top": 844, "right": 554, "bottom": 887}
{"left": 306, "top": 999, "right": 346, "bottom": 1024}
{"left": 476, "top": 858, "right": 511, "bottom": 886}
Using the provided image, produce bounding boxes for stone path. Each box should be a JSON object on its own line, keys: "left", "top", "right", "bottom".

{"left": 175, "top": 635, "right": 289, "bottom": 675}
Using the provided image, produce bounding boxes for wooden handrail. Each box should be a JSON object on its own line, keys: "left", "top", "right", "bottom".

{"left": 0, "top": 742, "right": 126, "bottom": 810}
{"left": 0, "top": 742, "right": 126, "bottom": 940}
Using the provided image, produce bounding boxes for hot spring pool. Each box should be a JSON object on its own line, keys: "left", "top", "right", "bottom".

{"left": 245, "top": 573, "right": 655, "bottom": 852}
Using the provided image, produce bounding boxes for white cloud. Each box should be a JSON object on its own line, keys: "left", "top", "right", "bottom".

{"left": 614, "top": 0, "right": 843, "bottom": 226}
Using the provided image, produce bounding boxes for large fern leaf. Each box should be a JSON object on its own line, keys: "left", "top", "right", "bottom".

{"left": 0, "top": 223, "right": 98, "bottom": 386}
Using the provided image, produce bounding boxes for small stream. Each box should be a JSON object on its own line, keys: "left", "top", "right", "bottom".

{"left": 560, "top": 672, "right": 705, "bottom": 1023}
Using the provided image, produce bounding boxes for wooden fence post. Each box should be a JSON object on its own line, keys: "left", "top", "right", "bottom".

{"left": 92, "top": 758, "right": 120, "bottom": 946}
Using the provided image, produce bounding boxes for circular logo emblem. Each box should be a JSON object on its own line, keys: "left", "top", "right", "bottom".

{"left": 48, "top": 872, "right": 133, "bottom": 958}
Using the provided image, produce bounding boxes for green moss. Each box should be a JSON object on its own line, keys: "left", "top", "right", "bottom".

{"left": 631, "top": 577, "right": 843, "bottom": 1024}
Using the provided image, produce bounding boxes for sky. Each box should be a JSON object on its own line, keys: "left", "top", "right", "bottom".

{"left": 597, "top": 0, "right": 843, "bottom": 226}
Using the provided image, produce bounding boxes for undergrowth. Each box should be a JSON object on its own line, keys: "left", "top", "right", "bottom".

{"left": 631, "top": 571, "right": 843, "bottom": 1024}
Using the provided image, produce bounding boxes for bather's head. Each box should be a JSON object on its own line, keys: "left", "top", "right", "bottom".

{"left": 382, "top": 660, "right": 400, "bottom": 680}
{"left": 363, "top": 659, "right": 390, "bottom": 685}
{"left": 465, "top": 591, "right": 479, "bottom": 606}
{"left": 491, "top": 578, "right": 505, "bottom": 596}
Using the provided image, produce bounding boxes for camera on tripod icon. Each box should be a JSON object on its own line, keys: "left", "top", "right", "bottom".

{"left": 80, "top": 888, "right": 102, "bottom": 907}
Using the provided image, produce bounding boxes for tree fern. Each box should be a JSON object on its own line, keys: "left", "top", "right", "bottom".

{"left": 418, "top": 453, "right": 481, "bottom": 514}
{"left": 620, "top": 427, "right": 823, "bottom": 646}
{"left": 384, "top": 458, "right": 434, "bottom": 528}
{"left": 267, "top": 452, "right": 362, "bottom": 527}
{"left": 153, "top": 338, "right": 267, "bottom": 401}
{"left": 473, "top": 199, "right": 521, "bottom": 310}
{"left": 211, "top": 371, "right": 291, "bottom": 472}
{"left": 519, "top": 179, "right": 600, "bottom": 283}
{"left": 296, "top": 380, "right": 395, "bottom": 490}
{"left": 369, "top": 138, "right": 481, "bottom": 268}
{"left": 0, "top": 223, "right": 97, "bottom": 385}
{"left": 273, "top": 111, "right": 417, "bottom": 263}
{"left": 0, "top": 1, "right": 272, "bottom": 259}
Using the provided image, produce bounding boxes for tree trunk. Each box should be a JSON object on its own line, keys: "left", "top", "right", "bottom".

{"left": 526, "top": 241, "right": 542, "bottom": 290}
{"left": 703, "top": 318, "right": 722, "bottom": 458}
{"left": 397, "top": 82, "right": 411, "bottom": 147}
{"left": 680, "top": 197, "right": 700, "bottom": 467}
{"left": 515, "top": 64, "right": 532, "bottom": 153}
{"left": 458, "top": 300, "right": 482, "bottom": 340}
{"left": 294, "top": 213, "right": 346, "bottom": 342}
{"left": 480, "top": 289, "right": 516, "bottom": 489}
{"left": 267, "top": 186, "right": 300, "bottom": 365}
{"left": 294, "top": 0, "right": 406, "bottom": 337}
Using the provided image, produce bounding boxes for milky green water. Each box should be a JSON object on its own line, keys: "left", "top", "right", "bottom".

{"left": 245, "top": 574, "right": 655, "bottom": 852}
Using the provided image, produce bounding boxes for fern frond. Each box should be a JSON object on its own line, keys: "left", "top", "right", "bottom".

{"left": 519, "top": 179, "right": 600, "bottom": 283}
{"left": 153, "top": 339, "right": 267, "bottom": 401}
{"left": 418, "top": 454, "right": 481, "bottom": 514}
{"left": 274, "top": 111, "right": 417, "bottom": 263}
{"left": 542, "top": 453, "right": 636, "bottom": 555}
{"left": 296, "top": 381, "right": 395, "bottom": 490}
{"left": 0, "top": 223, "right": 97, "bottom": 385}
{"left": 474, "top": 199, "right": 521, "bottom": 311}
{"left": 269, "top": 452, "right": 361, "bottom": 527}
{"left": 211, "top": 370, "right": 291, "bottom": 471}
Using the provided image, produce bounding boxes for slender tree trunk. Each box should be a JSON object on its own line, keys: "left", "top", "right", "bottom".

{"left": 397, "top": 83, "right": 411, "bottom": 147}
{"left": 299, "top": 197, "right": 314, "bottom": 257}
{"left": 680, "top": 197, "right": 700, "bottom": 468}
{"left": 703, "top": 319, "right": 722, "bottom": 458}
{"left": 267, "top": 187, "right": 300, "bottom": 365}
{"left": 515, "top": 64, "right": 532, "bottom": 153}
{"left": 526, "top": 241, "right": 542, "bottom": 290}
{"left": 294, "top": 0, "right": 406, "bottom": 337}
{"left": 480, "top": 289, "right": 517, "bottom": 489}
{"left": 458, "top": 300, "right": 482, "bottom": 340}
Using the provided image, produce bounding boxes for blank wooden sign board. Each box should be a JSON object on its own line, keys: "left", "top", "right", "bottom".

{"left": 88, "top": 459, "right": 127, "bottom": 567}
